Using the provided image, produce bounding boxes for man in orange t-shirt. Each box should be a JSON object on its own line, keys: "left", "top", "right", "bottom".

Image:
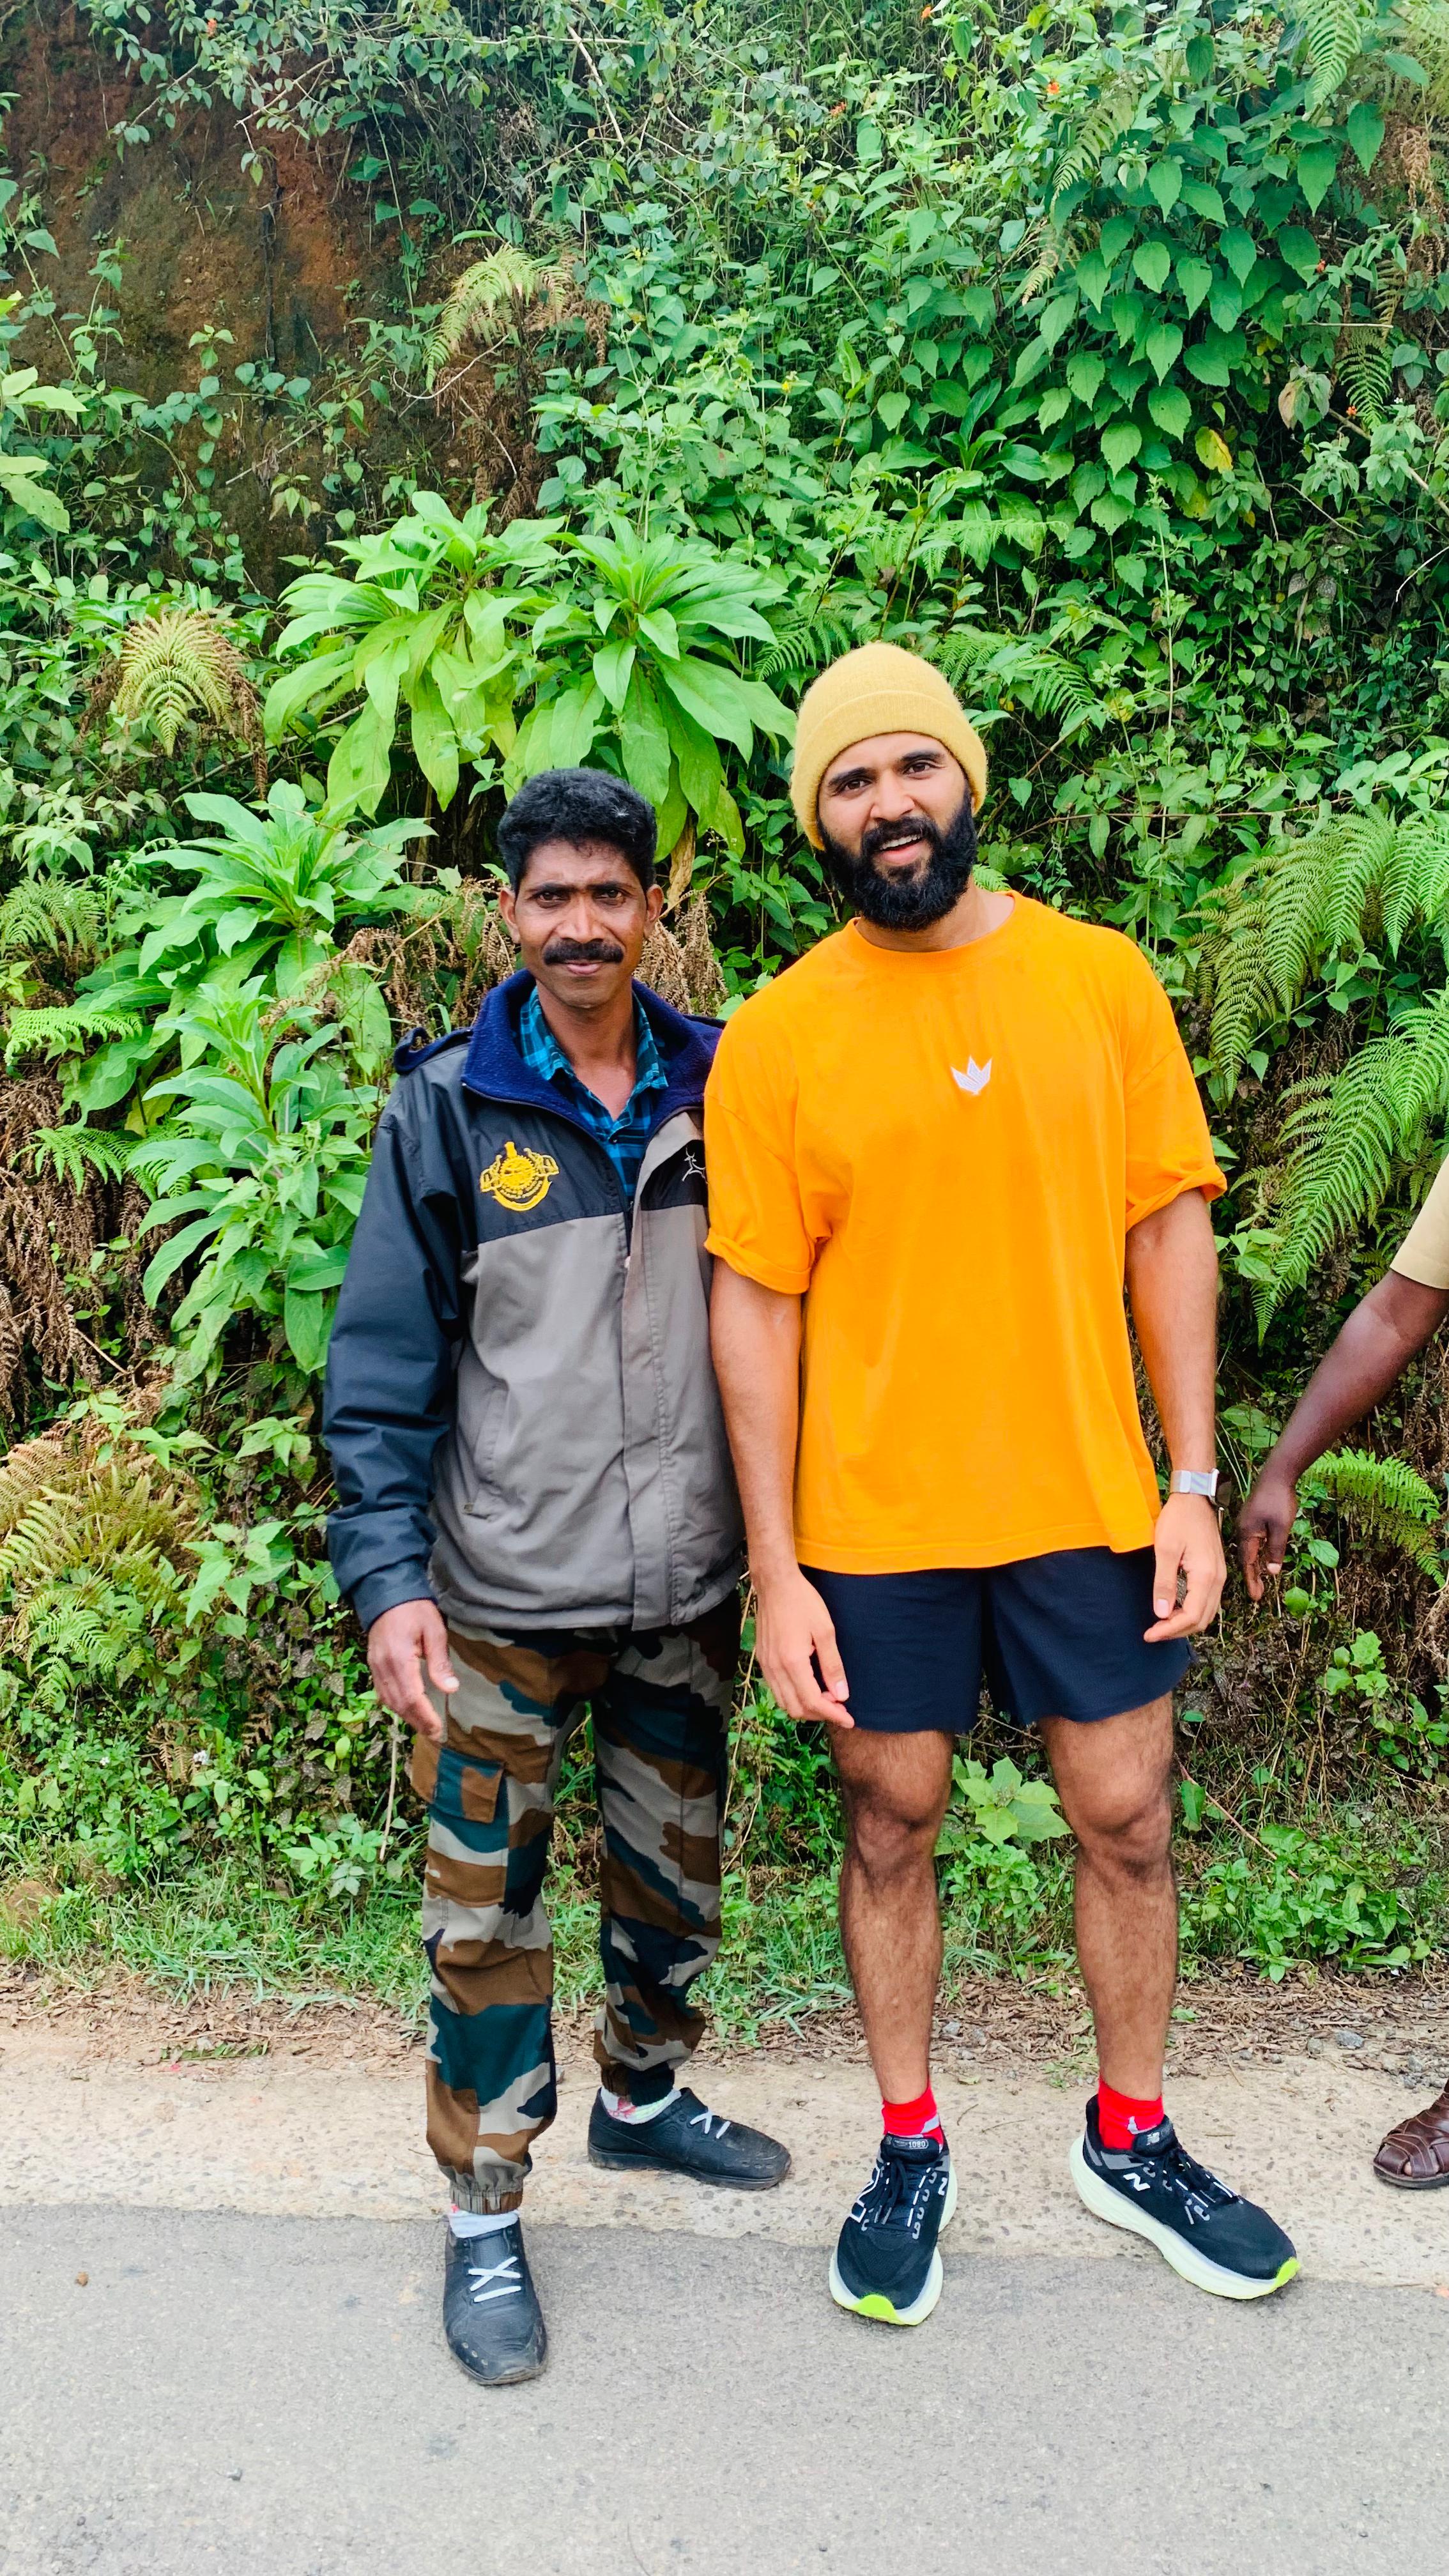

{"left": 708, "top": 643, "right": 1297, "bottom": 2326}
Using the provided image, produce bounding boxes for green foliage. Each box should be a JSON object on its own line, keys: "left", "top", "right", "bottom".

{"left": 264, "top": 498, "right": 560, "bottom": 815}
{"left": 1308, "top": 1450, "right": 1445, "bottom": 1574}
{"left": 939, "top": 1754, "right": 1071, "bottom": 1852}
{"left": 132, "top": 987, "right": 377, "bottom": 1379}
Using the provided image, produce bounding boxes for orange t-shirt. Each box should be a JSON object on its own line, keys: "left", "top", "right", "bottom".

{"left": 704, "top": 898, "right": 1223, "bottom": 1573}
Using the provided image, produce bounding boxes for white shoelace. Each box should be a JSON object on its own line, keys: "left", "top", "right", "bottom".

{"left": 468, "top": 2253, "right": 522, "bottom": 2304}
{"left": 689, "top": 2108, "right": 731, "bottom": 2140}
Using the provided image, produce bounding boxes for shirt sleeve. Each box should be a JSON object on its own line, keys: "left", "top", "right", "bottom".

{"left": 1120, "top": 948, "right": 1225, "bottom": 1230}
{"left": 1391, "top": 1155, "right": 1449, "bottom": 1289}
{"left": 703, "top": 1005, "right": 815, "bottom": 1293}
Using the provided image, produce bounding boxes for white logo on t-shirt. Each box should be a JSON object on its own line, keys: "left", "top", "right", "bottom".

{"left": 951, "top": 1058, "right": 992, "bottom": 1096}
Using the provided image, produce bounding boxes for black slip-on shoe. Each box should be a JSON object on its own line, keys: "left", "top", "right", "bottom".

{"left": 587, "top": 2085, "right": 790, "bottom": 2189}
{"left": 829, "top": 2133, "right": 957, "bottom": 2326}
{"left": 1070, "top": 2097, "right": 1298, "bottom": 2301}
{"left": 443, "top": 2220, "right": 547, "bottom": 2384}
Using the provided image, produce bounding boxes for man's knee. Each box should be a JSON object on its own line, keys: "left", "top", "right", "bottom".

{"left": 1072, "top": 1779, "right": 1173, "bottom": 1878}
{"left": 842, "top": 1770, "right": 947, "bottom": 1882}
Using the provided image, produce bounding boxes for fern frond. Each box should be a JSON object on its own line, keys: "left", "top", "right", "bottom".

{"left": 1048, "top": 73, "right": 1142, "bottom": 209}
{"left": 1376, "top": 3, "right": 1449, "bottom": 116}
{"left": 29, "top": 1126, "right": 134, "bottom": 1188}
{"left": 111, "top": 609, "right": 261, "bottom": 758}
{"left": 1252, "top": 986, "right": 1449, "bottom": 1311}
{"left": 425, "top": 247, "right": 556, "bottom": 383}
{"left": 1338, "top": 325, "right": 1393, "bottom": 429}
{"left": 936, "top": 627, "right": 1102, "bottom": 737}
{"left": 3, "top": 1005, "right": 143, "bottom": 1068}
{"left": 1300, "top": 0, "right": 1371, "bottom": 113}
{"left": 1311, "top": 1446, "right": 1444, "bottom": 1573}
{"left": 756, "top": 609, "right": 857, "bottom": 683}
{"left": 0, "top": 880, "right": 107, "bottom": 967}
{"left": 1206, "top": 809, "right": 1449, "bottom": 1085}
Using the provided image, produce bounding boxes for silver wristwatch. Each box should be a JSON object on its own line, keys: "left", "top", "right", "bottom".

{"left": 1169, "top": 1468, "right": 1220, "bottom": 1500}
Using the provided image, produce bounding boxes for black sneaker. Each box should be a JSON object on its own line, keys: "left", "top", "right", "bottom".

{"left": 1070, "top": 2097, "right": 1298, "bottom": 2301}
{"left": 829, "top": 2133, "right": 957, "bottom": 2327}
{"left": 443, "top": 2220, "right": 547, "bottom": 2384}
{"left": 587, "top": 2085, "right": 790, "bottom": 2189}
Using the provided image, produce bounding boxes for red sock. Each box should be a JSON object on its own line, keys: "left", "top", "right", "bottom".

{"left": 882, "top": 2085, "right": 942, "bottom": 2141}
{"left": 1096, "top": 2078, "right": 1165, "bottom": 2152}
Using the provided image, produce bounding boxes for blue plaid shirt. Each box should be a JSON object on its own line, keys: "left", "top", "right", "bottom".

{"left": 517, "top": 984, "right": 669, "bottom": 1206}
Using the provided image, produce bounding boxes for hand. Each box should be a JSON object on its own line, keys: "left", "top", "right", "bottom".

{"left": 367, "top": 1597, "right": 459, "bottom": 1741}
{"left": 1144, "top": 1492, "right": 1226, "bottom": 1642}
{"left": 753, "top": 1567, "right": 853, "bottom": 1726}
{"left": 1238, "top": 1469, "right": 1299, "bottom": 1604}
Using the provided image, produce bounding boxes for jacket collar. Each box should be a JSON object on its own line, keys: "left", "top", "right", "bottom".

{"left": 461, "top": 970, "right": 717, "bottom": 1127}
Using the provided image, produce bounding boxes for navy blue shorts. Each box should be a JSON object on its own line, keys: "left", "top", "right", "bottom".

{"left": 802, "top": 1549, "right": 1191, "bottom": 1734}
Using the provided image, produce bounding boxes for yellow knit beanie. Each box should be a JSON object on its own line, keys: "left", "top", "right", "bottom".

{"left": 789, "top": 643, "right": 988, "bottom": 848}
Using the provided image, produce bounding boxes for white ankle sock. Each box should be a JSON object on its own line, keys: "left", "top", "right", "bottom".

{"left": 599, "top": 2082, "right": 675, "bottom": 2126}
{"left": 448, "top": 2206, "right": 518, "bottom": 2239}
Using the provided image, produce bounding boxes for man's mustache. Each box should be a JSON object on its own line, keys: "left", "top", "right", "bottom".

{"left": 541, "top": 938, "right": 626, "bottom": 965}
{"left": 860, "top": 815, "right": 941, "bottom": 864}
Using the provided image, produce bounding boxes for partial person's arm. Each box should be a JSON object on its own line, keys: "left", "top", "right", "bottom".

{"left": 1238, "top": 1272, "right": 1449, "bottom": 1600}
{"left": 709, "top": 1264, "right": 852, "bottom": 1726}
{"left": 1124, "top": 1186, "right": 1227, "bottom": 1641}
{"left": 323, "top": 1094, "right": 465, "bottom": 1740}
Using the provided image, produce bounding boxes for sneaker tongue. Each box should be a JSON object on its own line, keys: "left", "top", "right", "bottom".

{"left": 1129, "top": 2115, "right": 1176, "bottom": 2154}
{"left": 882, "top": 2131, "right": 943, "bottom": 2161}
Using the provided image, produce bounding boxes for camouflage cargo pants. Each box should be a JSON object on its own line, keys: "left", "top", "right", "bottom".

{"left": 412, "top": 1599, "right": 739, "bottom": 2214}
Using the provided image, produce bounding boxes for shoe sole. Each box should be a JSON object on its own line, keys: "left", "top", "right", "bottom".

{"left": 1068, "top": 2137, "right": 1298, "bottom": 2301}
{"left": 587, "top": 2143, "right": 791, "bottom": 2191}
{"left": 1373, "top": 2161, "right": 1449, "bottom": 2191}
{"left": 446, "top": 2333, "right": 548, "bottom": 2388}
{"left": 828, "top": 2164, "right": 958, "bottom": 2327}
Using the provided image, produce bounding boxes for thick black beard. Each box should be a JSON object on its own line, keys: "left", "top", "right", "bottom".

{"left": 819, "top": 795, "right": 977, "bottom": 930}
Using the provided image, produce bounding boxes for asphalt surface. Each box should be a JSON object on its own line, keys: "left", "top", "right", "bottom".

{"left": 3, "top": 2206, "right": 1448, "bottom": 2575}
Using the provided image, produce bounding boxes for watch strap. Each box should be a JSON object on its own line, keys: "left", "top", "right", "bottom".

{"left": 1169, "top": 1468, "right": 1220, "bottom": 1500}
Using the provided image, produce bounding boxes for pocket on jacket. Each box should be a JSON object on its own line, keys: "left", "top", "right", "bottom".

{"left": 410, "top": 1738, "right": 503, "bottom": 1826}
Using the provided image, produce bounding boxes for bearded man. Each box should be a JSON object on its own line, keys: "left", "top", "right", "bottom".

{"left": 705, "top": 644, "right": 1297, "bottom": 2326}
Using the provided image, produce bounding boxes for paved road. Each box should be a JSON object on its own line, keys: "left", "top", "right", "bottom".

{"left": 3, "top": 2206, "right": 1447, "bottom": 2575}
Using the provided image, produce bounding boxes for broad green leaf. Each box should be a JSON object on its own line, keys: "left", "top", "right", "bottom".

{"left": 1147, "top": 158, "right": 1182, "bottom": 216}
{"left": 142, "top": 1215, "right": 223, "bottom": 1305}
{"left": 287, "top": 1245, "right": 352, "bottom": 1291}
{"left": 592, "top": 637, "right": 637, "bottom": 712}
{"left": 1208, "top": 276, "right": 1243, "bottom": 332}
{"left": 1012, "top": 334, "right": 1050, "bottom": 389}
{"left": 262, "top": 647, "right": 356, "bottom": 740}
{"left": 1346, "top": 100, "right": 1384, "bottom": 174}
{"left": 1038, "top": 384, "right": 1071, "bottom": 431}
{"left": 1147, "top": 385, "right": 1192, "bottom": 441}
{"left": 658, "top": 656, "right": 756, "bottom": 756}
{"left": 1073, "top": 250, "right": 1109, "bottom": 311}
{"left": 709, "top": 782, "right": 745, "bottom": 857}
{"left": 406, "top": 671, "right": 459, "bottom": 809}
{"left": 1184, "top": 334, "right": 1233, "bottom": 389}
{"left": 1278, "top": 225, "right": 1321, "bottom": 284}
{"left": 1038, "top": 289, "right": 1078, "bottom": 350}
{"left": 1108, "top": 293, "right": 1144, "bottom": 348}
{"left": 663, "top": 697, "right": 723, "bottom": 816}
{"left": 1090, "top": 493, "right": 1130, "bottom": 533}
{"left": 1220, "top": 227, "right": 1257, "bottom": 286}
{"left": 1066, "top": 352, "right": 1106, "bottom": 405}
{"left": 619, "top": 668, "right": 672, "bottom": 807}
{"left": 326, "top": 699, "right": 394, "bottom": 818}
{"left": 637, "top": 607, "right": 680, "bottom": 660}
{"left": 1101, "top": 422, "right": 1141, "bottom": 475}
{"left": 548, "top": 680, "right": 604, "bottom": 769}
{"left": 856, "top": 118, "right": 882, "bottom": 165}
{"left": 1177, "top": 256, "right": 1213, "bottom": 318}
{"left": 1098, "top": 216, "right": 1135, "bottom": 264}
{"left": 283, "top": 1285, "right": 333, "bottom": 1374}
{"left": 1297, "top": 142, "right": 1340, "bottom": 213}
{"left": 1132, "top": 241, "right": 1171, "bottom": 295}
{"left": 1179, "top": 180, "right": 1225, "bottom": 224}
{"left": 1145, "top": 323, "right": 1183, "bottom": 383}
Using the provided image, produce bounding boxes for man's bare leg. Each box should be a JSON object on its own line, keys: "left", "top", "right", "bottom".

{"left": 832, "top": 1728, "right": 955, "bottom": 2100}
{"left": 1039, "top": 1696, "right": 1176, "bottom": 2096}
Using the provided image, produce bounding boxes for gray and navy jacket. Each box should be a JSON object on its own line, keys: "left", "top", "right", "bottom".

{"left": 323, "top": 972, "right": 744, "bottom": 1639}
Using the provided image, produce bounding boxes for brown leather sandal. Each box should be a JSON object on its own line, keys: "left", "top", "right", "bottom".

{"left": 1373, "top": 2082, "right": 1449, "bottom": 2189}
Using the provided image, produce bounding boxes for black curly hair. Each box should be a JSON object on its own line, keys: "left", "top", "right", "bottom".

{"left": 495, "top": 767, "right": 657, "bottom": 892}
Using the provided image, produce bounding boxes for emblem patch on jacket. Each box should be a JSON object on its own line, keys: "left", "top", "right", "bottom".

{"left": 479, "top": 1138, "right": 560, "bottom": 1212}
